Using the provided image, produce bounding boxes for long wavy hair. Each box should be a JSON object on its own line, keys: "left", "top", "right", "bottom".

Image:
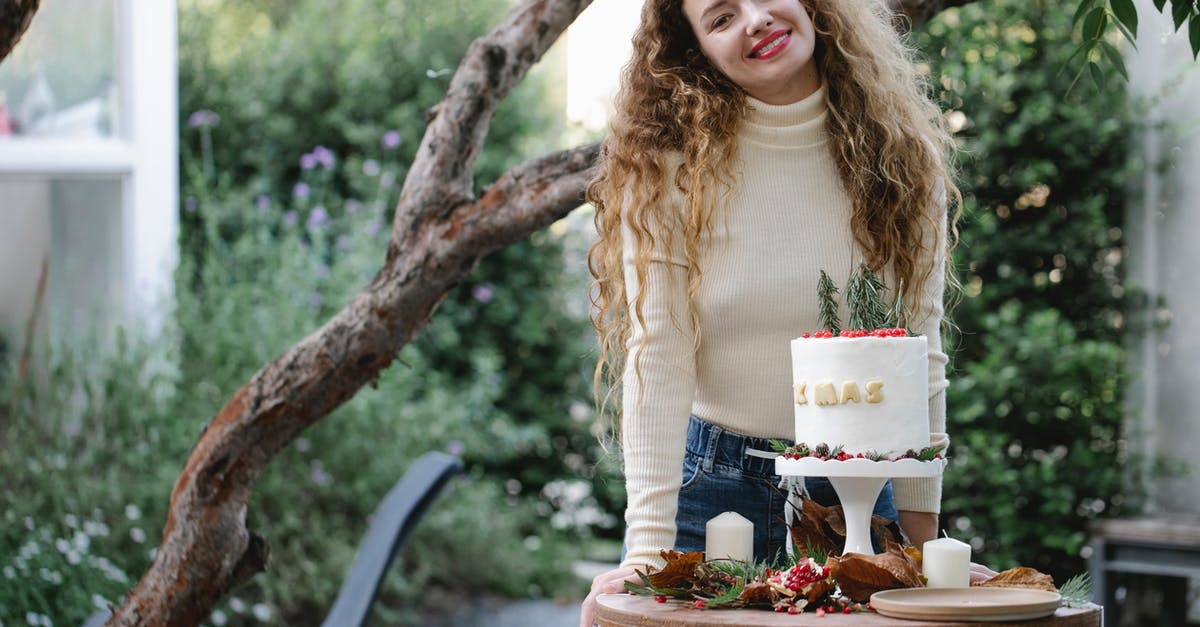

{"left": 587, "top": 0, "right": 962, "bottom": 438}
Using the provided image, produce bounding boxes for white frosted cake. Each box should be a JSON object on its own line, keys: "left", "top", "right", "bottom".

{"left": 789, "top": 334, "right": 929, "bottom": 456}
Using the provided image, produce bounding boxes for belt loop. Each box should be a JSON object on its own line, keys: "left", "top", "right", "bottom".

{"left": 701, "top": 422, "right": 721, "bottom": 473}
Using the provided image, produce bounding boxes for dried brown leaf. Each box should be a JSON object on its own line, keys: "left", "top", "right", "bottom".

{"left": 789, "top": 498, "right": 842, "bottom": 557}
{"left": 870, "top": 514, "right": 908, "bottom": 547}
{"left": 649, "top": 550, "right": 703, "bottom": 589}
{"left": 974, "top": 566, "right": 1056, "bottom": 591}
{"left": 739, "top": 581, "right": 777, "bottom": 605}
{"left": 827, "top": 542, "right": 923, "bottom": 602}
{"left": 799, "top": 576, "right": 838, "bottom": 604}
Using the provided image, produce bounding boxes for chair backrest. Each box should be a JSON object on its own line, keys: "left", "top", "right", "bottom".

{"left": 320, "top": 451, "right": 464, "bottom": 627}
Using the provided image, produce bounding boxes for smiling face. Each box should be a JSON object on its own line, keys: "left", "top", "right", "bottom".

{"left": 681, "top": 0, "right": 819, "bottom": 105}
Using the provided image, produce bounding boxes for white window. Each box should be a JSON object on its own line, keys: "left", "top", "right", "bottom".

{"left": 0, "top": 0, "right": 178, "bottom": 340}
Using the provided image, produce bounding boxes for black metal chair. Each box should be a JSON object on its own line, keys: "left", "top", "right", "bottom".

{"left": 82, "top": 451, "right": 464, "bottom": 627}
{"left": 321, "top": 450, "right": 463, "bottom": 627}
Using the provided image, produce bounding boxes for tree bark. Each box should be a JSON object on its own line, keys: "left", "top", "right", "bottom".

{"left": 109, "top": 0, "right": 972, "bottom": 624}
{"left": 0, "top": 0, "right": 41, "bottom": 63}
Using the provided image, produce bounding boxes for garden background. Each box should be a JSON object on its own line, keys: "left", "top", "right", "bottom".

{"left": 0, "top": 0, "right": 1194, "bottom": 625}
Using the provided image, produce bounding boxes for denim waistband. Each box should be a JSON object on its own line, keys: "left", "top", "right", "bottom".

{"left": 684, "top": 415, "right": 794, "bottom": 478}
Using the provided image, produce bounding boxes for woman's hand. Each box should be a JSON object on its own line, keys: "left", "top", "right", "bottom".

{"left": 969, "top": 561, "right": 999, "bottom": 583}
{"left": 579, "top": 564, "right": 644, "bottom": 627}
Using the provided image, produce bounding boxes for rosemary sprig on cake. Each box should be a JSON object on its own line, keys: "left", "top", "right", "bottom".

{"left": 812, "top": 263, "right": 912, "bottom": 336}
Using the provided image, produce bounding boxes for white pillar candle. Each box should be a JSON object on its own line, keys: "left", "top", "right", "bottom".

{"left": 705, "top": 511, "right": 753, "bottom": 563}
{"left": 923, "top": 537, "right": 971, "bottom": 588}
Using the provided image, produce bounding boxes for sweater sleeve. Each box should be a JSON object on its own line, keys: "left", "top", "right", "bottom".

{"left": 618, "top": 202, "right": 697, "bottom": 570}
{"left": 891, "top": 181, "right": 951, "bottom": 514}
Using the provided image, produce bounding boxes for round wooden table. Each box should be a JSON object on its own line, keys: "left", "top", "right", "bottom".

{"left": 595, "top": 594, "right": 1101, "bottom": 627}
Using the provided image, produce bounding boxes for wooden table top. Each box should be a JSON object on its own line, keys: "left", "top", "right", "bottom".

{"left": 594, "top": 594, "right": 1101, "bottom": 627}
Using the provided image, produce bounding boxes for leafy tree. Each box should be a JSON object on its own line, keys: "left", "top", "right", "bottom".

{"left": 917, "top": 0, "right": 1142, "bottom": 581}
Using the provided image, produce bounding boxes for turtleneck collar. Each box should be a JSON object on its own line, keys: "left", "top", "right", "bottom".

{"left": 741, "top": 83, "right": 828, "bottom": 148}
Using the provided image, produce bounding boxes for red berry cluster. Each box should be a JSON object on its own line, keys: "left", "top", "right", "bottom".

{"left": 801, "top": 328, "right": 908, "bottom": 339}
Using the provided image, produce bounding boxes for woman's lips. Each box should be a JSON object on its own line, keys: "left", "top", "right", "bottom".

{"left": 749, "top": 29, "right": 791, "bottom": 59}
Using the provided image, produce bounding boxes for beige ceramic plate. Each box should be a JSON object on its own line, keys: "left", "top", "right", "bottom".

{"left": 870, "top": 588, "right": 1062, "bottom": 622}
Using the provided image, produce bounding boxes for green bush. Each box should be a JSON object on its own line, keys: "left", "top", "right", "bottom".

{"left": 916, "top": 0, "right": 1143, "bottom": 580}
{"left": 1, "top": 0, "right": 607, "bottom": 624}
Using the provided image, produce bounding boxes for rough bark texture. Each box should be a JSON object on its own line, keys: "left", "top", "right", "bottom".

{"left": 0, "top": 0, "right": 41, "bottom": 63}
{"left": 108, "top": 0, "right": 971, "bottom": 624}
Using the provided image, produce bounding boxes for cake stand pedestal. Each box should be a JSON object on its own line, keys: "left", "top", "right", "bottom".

{"left": 774, "top": 457, "right": 945, "bottom": 555}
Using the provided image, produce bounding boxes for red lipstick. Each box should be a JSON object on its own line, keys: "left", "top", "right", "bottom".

{"left": 749, "top": 29, "right": 791, "bottom": 60}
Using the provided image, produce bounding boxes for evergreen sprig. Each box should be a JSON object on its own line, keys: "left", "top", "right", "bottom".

{"left": 816, "top": 270, "right": 841, "bottom": 335}
{"left": 1058, "top": 573, "right": 1094, "bottom": 608}
{"left": 814, "top": 265, "right": 910, "bottom": 334}
{"left": 886, "top": 279, "right": 909, "bottom": 329}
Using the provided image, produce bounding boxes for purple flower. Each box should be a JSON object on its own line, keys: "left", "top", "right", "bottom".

{"left": 184, "top": 196, "right": 198, "bottom": 213}
{"left": 284, "top": 211, "right": 298, "bottom": 227}
{"left": 188, "top": 109, "right": 220, "bottom": 128}
{"left": 255, "top": 195, "right": 270, "bottom": 212}
{"left": 447, "top": 440, "right": 465, "bottom": 456}
{"left": 336, "top": 234, "right": 351, "bottom": 251}
{"left": 308, "top": 293, "right": 322, "bottom": 309}
{"left": 311, "top": 461, "right": 332, "bottom": 486}
{"left": 472, "top": 283, "right": 495, "bottom": 304}
{"left": 295, "top": 438, "right": 311, "bottom": 452}
{"left": 307, "top": 206, "right": 329, "bottom": 229}
{"left": 64, "top": 422, "right": 81, "bottom": 439}
{"left": 344, "top": 199, "right": 362, "bottom": 214}
{"left": 313, "top": 263, "right": 330, "bottom": 279}
{"left": 293, "top": 182, "right": 310, "bottom": 199}
{"left": 362, "top": 159, "right": 380, "bottom": 176}
{"left": 300, "top": 153, "right": 318, "bottom": 170}
{"left": 366, "top": 219, "right": 383, "bottom": 237}
{"left": 382, "top": 130, "right": 402, "bottom": 149}
{"left": 312, "top": 145, "right": 336, "bottom": 169}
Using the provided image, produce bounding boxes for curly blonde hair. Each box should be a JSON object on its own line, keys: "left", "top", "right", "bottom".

{"left": 587, "top": 0, "right": 961, "bottom": 437}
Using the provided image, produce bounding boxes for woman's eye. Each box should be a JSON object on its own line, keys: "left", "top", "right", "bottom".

{"left": 712, "top": 14, "right": 731, "bottom": 29}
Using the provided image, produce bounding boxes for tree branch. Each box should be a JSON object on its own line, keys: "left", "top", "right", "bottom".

{"left": 108, "top": 1, "right": 594, "bottom": 624}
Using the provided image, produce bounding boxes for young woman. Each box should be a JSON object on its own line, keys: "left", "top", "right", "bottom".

{"left": 580, "top": 0, "right": 976, "bottom": 623}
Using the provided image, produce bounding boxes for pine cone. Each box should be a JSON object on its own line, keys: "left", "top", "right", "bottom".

{"left": 814, "top": 443, "right": 830, "bottom": 458}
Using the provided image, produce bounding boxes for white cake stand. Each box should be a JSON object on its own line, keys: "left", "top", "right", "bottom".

{"left": 775, "top": 457, "right": 945, "bottom": 556}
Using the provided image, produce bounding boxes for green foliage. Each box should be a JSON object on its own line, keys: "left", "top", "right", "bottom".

{"left": 1070, "top": 0, "right": 1200, "bottom": 81}
{"left": 1, "top": 0, "right": 604, "bottom": 624}
{"left": 917, "top": 0, "right": 1143, "bottom": 581}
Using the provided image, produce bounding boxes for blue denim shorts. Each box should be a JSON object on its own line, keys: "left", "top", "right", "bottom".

{"left": 672, "top": 415, "right": 898, "bottom": 564}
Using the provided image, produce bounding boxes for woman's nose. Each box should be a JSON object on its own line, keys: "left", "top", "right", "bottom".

{"left": 745, "top": 8, "right": 773, "bottom": 35}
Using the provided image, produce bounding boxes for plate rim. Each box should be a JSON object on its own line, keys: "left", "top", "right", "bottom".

{"left": 869, "top": 587, "right": 1062, "bottom": 620}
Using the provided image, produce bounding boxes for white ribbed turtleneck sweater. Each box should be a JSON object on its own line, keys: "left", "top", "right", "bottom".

{"left": 619, "top": 85, "right": 950, "bottom": 569}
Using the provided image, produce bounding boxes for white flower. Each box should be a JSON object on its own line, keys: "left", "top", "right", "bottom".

{"left": 92, "top": 594, "right": 109, "bottom": 609}
{"left": 229, "top": 597, "right": 246, "bottom": 613}
{"left": 64, "top": 514, "right": 79, "bottom": 529}
{"left": 73, "top": 531, "right": 90, "bottom": 552}
{"left": 130, "top": 528, "right": 146, "bottom": 544}
{"left": 125, "top": 504, "right": 142, "bottom": 521}
{"left": 251, "top": 604, "right": 271, "bottom": 622}
{"left": 66, "top": 551, "right": 82, "bottom": 565}
{"left": 209, "top": 610, "right": 227, "bottom": 626}
{"left": 83, "top": 521, "right": 110, "bottom": 537}
{"left": 25, "top": 612, "right": 38, "bottom": 626}
{"left": 54, "top": 539, "right": 70, "bottom": 554}
{"left": 23, "top": 516, "right": 35, "bottom": 530}
{"left": 3, "top": 565, "right": 16, "bottom": 579}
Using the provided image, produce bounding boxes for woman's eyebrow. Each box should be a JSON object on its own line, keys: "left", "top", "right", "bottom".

{"left": 699, "top": 0, "right": 732, "bottom": 20}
